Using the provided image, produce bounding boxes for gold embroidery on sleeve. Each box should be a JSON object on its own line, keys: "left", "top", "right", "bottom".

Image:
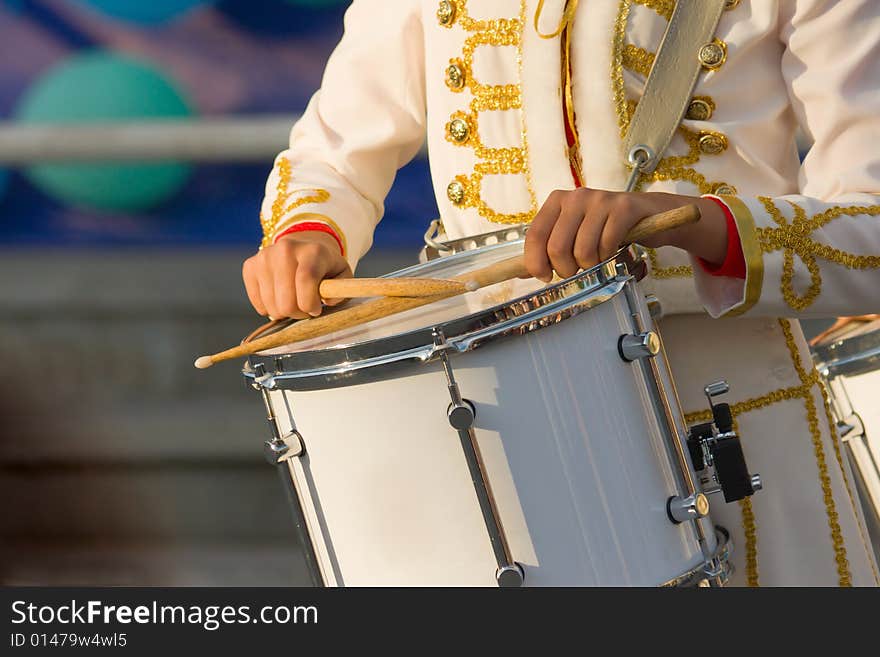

{"left": 757, "top": 198, "right": 880, "bottom": 311}
{"left": 259, "top": 157, "right": 331, "bottom": 248}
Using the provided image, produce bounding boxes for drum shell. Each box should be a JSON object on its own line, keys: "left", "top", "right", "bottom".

{"left": 270, "top": 283, "right": 710, "bottom": 586}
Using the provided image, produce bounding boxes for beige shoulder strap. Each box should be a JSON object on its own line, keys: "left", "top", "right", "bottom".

{"left": 623, "top": 0, "right": 727, "bottom": 185}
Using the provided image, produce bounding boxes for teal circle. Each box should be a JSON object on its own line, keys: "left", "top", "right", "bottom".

{"left": 16, "top": 52, "right": 193, "bottom": 212}
{"left": 79, "top": 0, "right": 211, "bottom": 25}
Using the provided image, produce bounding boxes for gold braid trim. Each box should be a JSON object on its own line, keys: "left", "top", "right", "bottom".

{"left": 778, "top": 318, "right": 851, "bottom": 586}
{"left": 733, "top": 416, "right": 759, "bottom": 587}
{"left": 448, "top": 0, "right": 538, "bottom": 225}
{"left": 633, "top": 0, "right": 674, "bottom": 20}
{"left": 622, "top": 44, "right": 655, "bottom": 77}
{"left": 739, "top": 496, "right": 759, "bottom": 586}
{"left": 646, "top": 247, "right": 693, "bottom": 279}
{"left": 757, "top": 197, "right": 880, "bottom": 311}
{"left": 259, "top": 157, "right": 331, "bottom": 248}
{"left": 611, "top": 0, "right": 633, "bottom": 138}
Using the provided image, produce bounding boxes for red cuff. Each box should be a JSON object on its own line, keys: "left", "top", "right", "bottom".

{"left": 698, "top": 197, "right": 746, "bottom": 279}
{"left": 273, "top": 221, "right": 345, "bottom": 257}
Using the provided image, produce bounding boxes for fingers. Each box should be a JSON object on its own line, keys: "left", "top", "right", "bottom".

{"left": 524, "top": 190, "right": 563, "bottom": 282}
{"left": 528, "top": 189, "right": 664, "bottom": 278}
{"left": 269, "top": 244, "right": 308, "bottom": 319}
{"left": 242, "top": 257, "right": 267, "bottom": 316}
{"left": 599, "top": 196, "right": 637, "bottom": 262}
{"left": 547, "top": 201, "right": 587, "bottom": 278}
{"left": 573, "top": 208, "right": 608, "bottom": 271}
{"left": 256, "top": 261, "right": 278, "bottom": 319}
{"left": 294, "top": 243, "right": 328, "bottom": 317}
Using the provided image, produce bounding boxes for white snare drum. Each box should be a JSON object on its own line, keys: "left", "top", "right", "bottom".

{"left": 244, "top": 240, "right": 734, "bottom": 587}
{"left": 813, "top": 320, "right": 880, "bottom": 556}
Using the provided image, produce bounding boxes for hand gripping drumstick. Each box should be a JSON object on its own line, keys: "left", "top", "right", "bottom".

{"left": 194, "top": 204, "right": 700, "bottom": 369}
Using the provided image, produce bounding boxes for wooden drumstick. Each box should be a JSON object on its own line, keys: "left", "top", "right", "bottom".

{"left": 319, "top": 277, "right": 470, "bottom": 299}
{"left": 194, "top": 204, "right": 699, "bottom": 368}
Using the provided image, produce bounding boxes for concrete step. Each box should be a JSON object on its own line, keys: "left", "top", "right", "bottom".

{"left": 0, "top": 463, "right": 299, "bottom": 541}
{"left": 0, "top": 540, "right": 309, "bottom": 586}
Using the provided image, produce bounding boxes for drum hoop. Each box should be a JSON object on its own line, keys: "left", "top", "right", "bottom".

{"left": 659, "top": 527, "right": 732, "bottom": 588}
{"left": 244, "top": 243, "right": 645, "bottom": 391}
{"left": 814, "top": 340, "right": 880, "bottom": 379}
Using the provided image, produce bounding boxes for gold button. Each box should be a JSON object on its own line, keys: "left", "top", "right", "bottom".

{"left": 713, "top": 184, "right": 737, "bottom": 196}
{"left": 685, "top": 98, "right": 713, "bottom": 121}
{"left": 698, "top": 131, "right": 728, "bottom": 155}
{"left": 437, "top": 0, "right": 456, "bottom": 27}
{"left": 446, "top": 62, "right": 465, "bottom": 90}
{"left": 447, "top": 180, "right": 465, "bottom": 205}
{"left": 724, "top": 0, "right": 740, "bottom": 9}
{"left": 698, "top": 41, "right": 727, "bottom": 70}
{"left": 447, "top": 117, "right": 470, "bottom": 143}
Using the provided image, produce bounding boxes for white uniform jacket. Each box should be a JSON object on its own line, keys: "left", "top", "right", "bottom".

{"left": 259, "top": 0, "right": 880, "bottom": 586}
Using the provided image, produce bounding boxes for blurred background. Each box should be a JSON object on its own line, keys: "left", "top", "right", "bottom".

{"left": 0, "top": 0, "right": 831, "bottom": 586}
{"left": 0, "top": 0, "right": 433, "bottom": 586}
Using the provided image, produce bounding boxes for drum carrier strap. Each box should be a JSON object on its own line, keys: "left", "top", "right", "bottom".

{"left": 624, "top": 0, "right": 727, "bottom": 190}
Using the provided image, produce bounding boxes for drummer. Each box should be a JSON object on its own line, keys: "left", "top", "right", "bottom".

{"left": 242, "top": 1, "right": 880, "bottom": 586}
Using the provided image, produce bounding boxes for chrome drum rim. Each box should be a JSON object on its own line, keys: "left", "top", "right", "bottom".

{"left": 243, "top": 242, "right": 646, "bottom": 391}
{"left": 812, "top": 320, "right": 880, "bottom": 379}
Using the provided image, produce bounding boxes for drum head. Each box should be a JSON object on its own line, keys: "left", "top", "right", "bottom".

{"left": 244, "top": 241, "right": 644, "bottom": 389}
{"left": 256, "top": 240, "right": 542, "bottom": 354}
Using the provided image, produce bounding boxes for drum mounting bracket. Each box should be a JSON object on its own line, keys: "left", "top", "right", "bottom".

{"left": 432, "top": 328, "right": 525, "bottom": 588}
{"left": 687, "top": 380, "right": 763, "bottom": 503}
{"left": 252, "top": 362, "right": 305, "bottom": 464}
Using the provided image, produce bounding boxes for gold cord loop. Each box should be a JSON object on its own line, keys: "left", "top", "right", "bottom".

{"left": 534, "top": 0, "right": 579, "bottom": 39}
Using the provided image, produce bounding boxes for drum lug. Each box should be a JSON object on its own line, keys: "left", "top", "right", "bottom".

{"left": 496, "top": 563, "right": 525, "bottom": 588}
{"left": 447, "top": 399, "right": 476, "bottom": 430}
{"left": 618, "top": 331, "right": 661, "bottom": 362}
{"left": 667, "top": 493, "right": 711, "bottom": 524}
{"left": 433, "top": 327, "right": 524, "bottom": 587}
